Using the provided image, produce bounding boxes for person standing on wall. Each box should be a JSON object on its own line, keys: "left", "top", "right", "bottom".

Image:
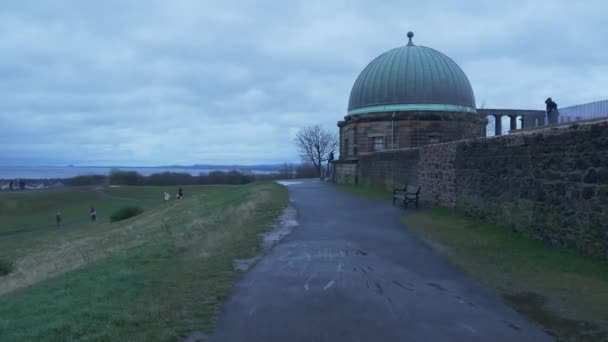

{"left": 545, "top": 97, "right": 559, "bottom": 125}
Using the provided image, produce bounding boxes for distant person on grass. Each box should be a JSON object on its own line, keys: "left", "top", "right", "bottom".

{"left": 164, "top": 192, "right": 171, "bottom": 201}
{"left": 56, "top": 211, "right": 62, "bottom": 227}
{"left": 90, "top": 207, "right": 97, "bottom": 221}
{"left": 177, "top": 187, "right": 183, "bottom": 200}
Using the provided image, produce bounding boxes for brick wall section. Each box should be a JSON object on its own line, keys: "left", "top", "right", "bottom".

{"left": 334, "top": 119, "right": 608, "bottom": 258}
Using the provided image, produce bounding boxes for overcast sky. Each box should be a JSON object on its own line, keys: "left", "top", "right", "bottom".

{"left": 1, "top": 0, "right": 607, "bottom": 166}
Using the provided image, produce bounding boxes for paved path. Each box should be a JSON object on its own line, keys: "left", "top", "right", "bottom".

{"left": 211, "top": 180, "right": 551, "bottom": 342}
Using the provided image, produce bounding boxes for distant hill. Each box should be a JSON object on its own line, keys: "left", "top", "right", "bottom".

{"left": 159, "top": 164, "right": 284, "bottom": 172}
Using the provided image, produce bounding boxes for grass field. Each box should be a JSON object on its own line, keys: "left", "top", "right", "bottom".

{"left": 0, "top": 183, "right": 287, "bottom": 341}
{"left": 0, "top": 186, "right": 213, "bottom": 234}
{"left": 404, "top": 208, "right": 608, "bottom": 341}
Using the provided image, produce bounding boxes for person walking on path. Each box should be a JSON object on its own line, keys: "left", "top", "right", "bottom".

{"left": 56, "top": 211, "right": 62, "bottom": 227}
{"left": 90, "top": 207, "right": 97, "bottom": 221}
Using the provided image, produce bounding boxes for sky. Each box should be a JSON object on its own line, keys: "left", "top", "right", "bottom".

{"left": 1, "top": 0, "right": 607, "bottom": 166}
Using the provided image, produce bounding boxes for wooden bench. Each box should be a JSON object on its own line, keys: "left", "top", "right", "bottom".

{"left": 392, "top": 184, "right": 421, "bottom": 209}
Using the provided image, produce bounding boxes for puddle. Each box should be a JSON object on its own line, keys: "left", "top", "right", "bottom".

{"left": 426, "top": 282, "right": 446, "bottom": 291}
{"left": 276, "top": 181, "right": 303, "bottom": 186}
{"left": 233, "top": 206, "right": 298, "bottom": 271}
{"left": 503, "top": 292, "right": 607, "bottom": 340}
{"left": 260, "top": 206, "right": 298, "bottom": 250}
{"left": 233, "top": 255, "right": 263, "bottom": 271}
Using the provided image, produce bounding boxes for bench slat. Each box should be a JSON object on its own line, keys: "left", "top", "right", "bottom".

{"left": 405, "top": 185, "right": 420, "bottom": 194}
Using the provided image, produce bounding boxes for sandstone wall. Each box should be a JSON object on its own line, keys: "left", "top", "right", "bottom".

{"left": 356, "top": 149, "right": 419, "bottom": 190}
{"left": 337, "top": 111, "right": 485, "bottom": 159}
{"left": 333, "top": 162, "right": 357, "bottom": 184}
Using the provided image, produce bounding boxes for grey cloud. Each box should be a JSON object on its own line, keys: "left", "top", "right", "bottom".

{"left": 1, "top": 0, "right": 607, "bottom": 166}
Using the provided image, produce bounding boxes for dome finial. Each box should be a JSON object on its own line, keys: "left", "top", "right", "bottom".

{"left": 407, "top": 31, "right": 414, "bottom": 46}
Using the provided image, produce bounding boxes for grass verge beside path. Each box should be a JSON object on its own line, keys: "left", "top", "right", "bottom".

{"left": 0, "top": 182, "right": 288, "bottom": 341}
{"left": 404, "top": 208, "right": 608, "bottom": 341}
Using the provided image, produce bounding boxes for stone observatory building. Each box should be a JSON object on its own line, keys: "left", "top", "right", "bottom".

{"left": 338, "top": 32, "right": 486, "bottom": 160}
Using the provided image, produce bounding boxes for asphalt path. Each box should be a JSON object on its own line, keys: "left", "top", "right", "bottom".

{"left": 211, "top": 180, "right": 551, "bottom": 342}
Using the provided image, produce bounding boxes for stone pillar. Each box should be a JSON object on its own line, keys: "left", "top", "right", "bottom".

{"left": 493, "top": 114, "right": 502, "bottom": 136}
{"left": 509, "top": 115, "right": 517, "bottom": 131}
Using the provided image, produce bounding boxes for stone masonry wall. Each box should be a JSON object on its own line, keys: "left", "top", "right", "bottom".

{"left": 356, "top": 149, "right": 419, "bottom": 190}
{"left": 334, "top": 163, "right": 357, "bottom": 184}
{"left": 418, "top": 143, "right": 457, "bottom": 207}
{"left": 455, "top": 120, "right": 608, "bottom": 258}
{"left": 334, "top": 119, "right": 608, "bottom": 258}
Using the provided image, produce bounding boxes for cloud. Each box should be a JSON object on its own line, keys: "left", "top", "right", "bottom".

{"left": 0, "top": 0, "right": 607, "bottom": 165}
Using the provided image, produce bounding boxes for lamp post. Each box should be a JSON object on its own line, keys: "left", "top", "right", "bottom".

{"left": 391, "top": 112, "right": 396, "bottom": 190}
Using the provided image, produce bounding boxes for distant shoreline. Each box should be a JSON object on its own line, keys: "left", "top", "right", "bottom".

{"left": 0, "top": 165, "right": 280, "bottom": 180}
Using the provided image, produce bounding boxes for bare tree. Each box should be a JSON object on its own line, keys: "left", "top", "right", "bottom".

{"left": 294, "top": 125, "right": 339, "bottom": 178}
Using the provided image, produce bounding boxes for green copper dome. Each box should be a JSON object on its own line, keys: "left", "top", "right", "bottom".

{"left": 348, "top": 32, "right": 477, "bottom": 115}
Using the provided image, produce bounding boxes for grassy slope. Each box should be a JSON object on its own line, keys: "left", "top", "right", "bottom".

{"left": 404, "top": 208, "right": 608, "bottom": 341}
{"left": 0, "top": 182, "right": 287, "bottom": 341}
{"left": 0, "top": 185, "right": 210, "bottom": 234}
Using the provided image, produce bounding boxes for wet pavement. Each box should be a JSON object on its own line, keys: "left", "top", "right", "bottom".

{"left": 211, "top": 180, "right": 551, "bottom": 342}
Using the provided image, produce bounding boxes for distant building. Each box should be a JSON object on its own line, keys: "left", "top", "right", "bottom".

{"left": 336, "top": 32, "right": 608, "bottom": 164}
